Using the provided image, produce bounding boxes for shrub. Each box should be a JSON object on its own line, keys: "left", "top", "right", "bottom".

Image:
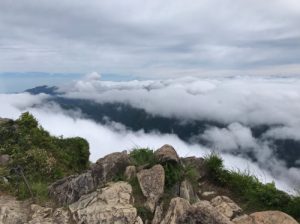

{"left": 203, "top": 152, "right": 228, "bottom": 184}
{"left": 129, "top": 148, "right": 157, "bottom": 167}
{"left": 0, "top": 112, "right": 90, "bottom": 200}
{"left": 163, "top": 162, "right": 183, "bottom": 189}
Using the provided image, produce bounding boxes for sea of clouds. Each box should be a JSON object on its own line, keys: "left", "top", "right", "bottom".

{"left": 0, "top": 73, "right": 300, "bottom": 194}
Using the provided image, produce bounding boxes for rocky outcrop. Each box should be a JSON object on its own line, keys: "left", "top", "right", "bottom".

{"left": 49, "top": 171, "right": 95, "bottom": 205}
{"left": 161, "top": 197, "right": 191, "bottom": 224}
{"left": 137, "top": 164, "right": 165, "bottom": 212}
{"left": 2, "top": 144, "right": 300, "bottom": 224}
{"left": 49, "top": 151, "right": 131, "bottom": 205}
{"left": 233, "top": 211, "right": 299, "bottom": 224}
{"left": 69, "top": 181, "right": 141, "bottom": 224}
{"left": 211, "top": 196, "right": 242, "bottom": 220}
{"left": 0, "top": 196, "right": 30, "bottom": 224}
{"left": 180, "top": 179, "right": 199, "bottom": 203}
{"left": 154, "top": 144, "right": 180, "bottom": 164}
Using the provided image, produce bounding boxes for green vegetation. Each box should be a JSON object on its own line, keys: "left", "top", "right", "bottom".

{"left": 0, "top": 112, "right": 90, "bottom": 201}
{"left": 129, "top": 148, "right": 157, "bottom": 167}
{"left": 204, "top": 153, "right": 300, "bottom": 221}
{"left": 163, "top": 162, "right": 182, "bottom": 188}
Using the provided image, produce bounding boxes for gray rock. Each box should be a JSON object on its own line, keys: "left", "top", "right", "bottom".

{"left": 0, "top": 196, "right": 30, "bottom": 224}
{"left": 49, "top": 151, "right": 131, "bottom": 205}
{"left": 137, "top": 164, "right": 165, "bottom": 213}
{"left": 180, "top": 179, "right": 199, "bottom": 203}
{"left": 181, "top": 156, "right": 206, "bottom": 180}
{"left": 125, "top": 165, "right": 137, "bottom": 180}
{"left": 181, "top": 200, "right": 233, "bottom": 224}
{"left": 152, "top": 203, "right": 163, "bottom": 224}
{"left": 28, "top": 204, "right": 71, "bottom": 224}
{"left": 69, "top": 181, "right": 139, "bottom": 224}
{"left": 155, "top": 145, "right": 180, "bottom": 164}
{"left": 233, "top": 211, "right": 299, "bottom": 224}
{"left": 92, "top": 150, "right": 131, "bottom": 185}
{"left": 160, "top": 197, "right": 191, "bottom": 224}
{"left": 49, "top": 171, "right": 95, "bottom": 205}
{"left": 211, "top": 196, "right": 242, "bottom": 220}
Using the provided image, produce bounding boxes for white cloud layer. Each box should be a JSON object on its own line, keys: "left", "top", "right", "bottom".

{"left": 0, "top": 78, "right": 299, "bottom": 194}
{"left": 64, "top": 74, "right": 300, "bottom": 131}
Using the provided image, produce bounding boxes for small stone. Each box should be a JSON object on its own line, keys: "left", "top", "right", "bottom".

{"left": 202, "top": 191, "right": 216, "bottom": 197}
{"left": 0, "top": 154, "right": 10, "bottom": 166}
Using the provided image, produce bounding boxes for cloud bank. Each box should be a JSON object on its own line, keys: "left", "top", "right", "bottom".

{"left": 1, "top": 75, "right": 300, "bottom": 194}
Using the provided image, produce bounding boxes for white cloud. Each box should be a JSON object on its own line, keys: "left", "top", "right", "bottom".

{"left": 0, "top": 89, "right": 299, "bottom": 194}
{"left": 200, "top": 123, "right": 258, "bottom": 152}
{"left": 63, "top": 75, "right": 300, "bottom": 129}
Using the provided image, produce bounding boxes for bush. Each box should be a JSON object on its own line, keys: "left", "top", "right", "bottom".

{"left": 0, "top": 112, "right": 90, "bottom": 200}
{"left": 204, "top": 152, "right": 228, "bottom": 184}
{"left": 163, "top": 162, "right": 183, "bottom": 189}
{"left": 129, "top": 148, "right": 157, "bottom": 167}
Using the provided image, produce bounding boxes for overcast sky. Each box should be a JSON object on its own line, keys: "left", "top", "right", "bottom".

{"left": 0, "top": 0, "right": 300, "bottom": 78}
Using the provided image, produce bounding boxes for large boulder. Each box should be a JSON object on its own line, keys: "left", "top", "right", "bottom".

{"left": 49, "top": 171, "right": 95, "bottom": 205}
{"left": 69, "top": 181, "right": 141, "bottom": 224}
{"left": 233, "top": 211, "right": 298, "bottom": 224}
{"left": 160, "top": 197, "right": 191, "bottom": 224}
{"left": 0, "top": 196, "right": 30, "bottom": 224}
{"left": 180, "top": 200, "right": 233, "bottom": 224}
{"left": 49, "top": 151, "right": 131, "bottom": 205}
{"left": 92, "top": 151, "right": 131, "bottom": 185}
{"left": 181, "top": 156, "right": 206, "bottom": 180}
{"left": 154, "top": 145, "right": 180, "bottom": 164}
{"left": 211, "top": 196, "right": 242, "bottom": 220}
{"left": 137, "top": 164, "right": 165, "bottom": 212}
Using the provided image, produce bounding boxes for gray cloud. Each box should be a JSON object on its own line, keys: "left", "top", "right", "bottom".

{"left": 0, "top": 0, "right": 300, "bottom": 77}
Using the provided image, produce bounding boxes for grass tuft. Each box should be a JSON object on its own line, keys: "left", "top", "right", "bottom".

{"left": 203, "top": 153, "right": 300, "bottom": 221}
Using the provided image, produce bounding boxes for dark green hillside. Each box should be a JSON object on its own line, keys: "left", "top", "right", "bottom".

{"left": 0, "top": 112, "right": 89, "bottom": 201}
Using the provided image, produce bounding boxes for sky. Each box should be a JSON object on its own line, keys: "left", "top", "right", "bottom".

{"left": 1, "top": 1, "right": 300, "bottom": 194}
{"left": 0, "top": 0, "right": 300, "bottom": 78}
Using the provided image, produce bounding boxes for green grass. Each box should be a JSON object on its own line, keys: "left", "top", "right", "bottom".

{"left": 203, "top": 153, "right": 300, "bottom": 221}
